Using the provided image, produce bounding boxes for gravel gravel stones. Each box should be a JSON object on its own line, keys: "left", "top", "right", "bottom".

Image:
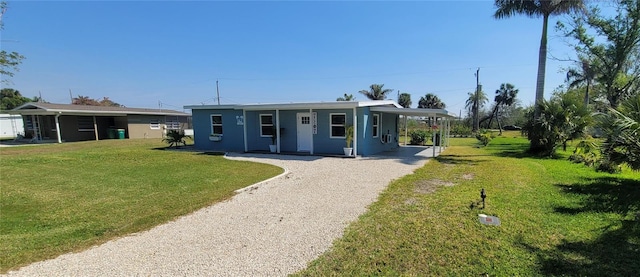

{"left": 6, "top": 150, "right": 433, "bottom": 276}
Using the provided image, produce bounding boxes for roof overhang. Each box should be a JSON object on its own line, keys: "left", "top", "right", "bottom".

{"left": 9, "top": 103, "right": 190, "bottom": 117}
{"left": 370, "top": 107, "right": 455, "bottom": 118}
{"left": 184, "top": 100, "right": 402, "bottom": 111}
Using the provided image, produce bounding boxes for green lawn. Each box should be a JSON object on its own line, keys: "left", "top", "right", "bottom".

{"left": 297, "top": 133, "right": 640, "bottom": 276}
{"left": 0, "top": 139, "right": 282, "bottom": 273}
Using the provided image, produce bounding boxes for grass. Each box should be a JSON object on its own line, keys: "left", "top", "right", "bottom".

{"left": 0, "top": 139, "right": 282, "bottom": 273}
{"left": 296, "top": 132, "right": 640, "bottom": 276}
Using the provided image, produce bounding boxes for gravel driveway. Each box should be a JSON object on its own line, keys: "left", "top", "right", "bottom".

{"left": 6, "top": 147, "right": 438, "bottom": 276}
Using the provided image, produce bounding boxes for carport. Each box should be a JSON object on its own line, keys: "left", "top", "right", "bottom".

{"left": 369, "top": 106, "right": 456, "bottom": 156}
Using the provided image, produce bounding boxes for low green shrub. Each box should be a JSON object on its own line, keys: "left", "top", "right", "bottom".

{"left": 409, "top": 130, "right": 431, "bottom": 145}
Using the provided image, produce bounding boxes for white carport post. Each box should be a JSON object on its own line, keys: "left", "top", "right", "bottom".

{"left": 55, "top": 113, "right": 62, "bottom": 143}
{"left": 93, "top": 116, "right": 99, "bottom": 141}
{"left": 439, "top": 117, "right": 444, "bottom": 153}
{"left": 432, "top": 116, "right": 436, "bottom": 157}
{"left": 275, "top": 109, "right": 281, "bottom": 153}
{"left": 243, "top": 109, "right": 248, "bottom": 152}
{"left": 309, "top": 108, "right": 314, "bottom": 155}
{"left": 404, "top": 114, "right": 408, "bottom": 146}
{"left": 353, "top": 107, "right": 358, "bottom": 157}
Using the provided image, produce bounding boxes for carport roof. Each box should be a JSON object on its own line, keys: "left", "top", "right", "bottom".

{"left": 9, "top": 102, "right": 190, "bottom": 117}
{"left": 370, "top": 106, "right": 455, "bottom": 118}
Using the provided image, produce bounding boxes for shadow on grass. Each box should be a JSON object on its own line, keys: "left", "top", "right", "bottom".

{"left": 522, "top": 176, "right": 640, "bottom": 276}
{"left": 435, "top": 154, "right": 489, "bottom": 165}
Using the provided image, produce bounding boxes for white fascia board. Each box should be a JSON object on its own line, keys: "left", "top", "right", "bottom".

{"left": 184, "top": 105, "right": 239, "bottom": 110}
{"left": 370, "top": 107, "right": 455, "bottom": 118}
{"left": 239, "top": 101, "right": 359, "bottom": 111}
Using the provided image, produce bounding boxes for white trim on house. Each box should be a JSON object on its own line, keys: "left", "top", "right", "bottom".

{"left": 185, "top": 100, "right": 401, "bottom": 111}
{"left": 259, "top": 114, "right": 274, "bottom": 137}
{"left": 329, "top": 113, "right": 346, "bottom": 139}
{"left": 211, "top": 114, "right": 223, "bottom": 135}
{"left": 372, "top": 114, "right": 380, "bottom": 138}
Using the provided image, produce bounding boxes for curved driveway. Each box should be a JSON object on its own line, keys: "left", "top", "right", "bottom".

{"left": 6, "top": 147, "right": 437, "bottom": 276}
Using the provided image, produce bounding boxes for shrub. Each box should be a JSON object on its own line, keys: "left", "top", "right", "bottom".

{"left": 451, "top": 124, "right": 472, "bottom": 137}
{"left": 409, "top": 130, "right": 431, "bottom": 145}
{"left": 475, "top": 129, "right": 492, "bottom": 146}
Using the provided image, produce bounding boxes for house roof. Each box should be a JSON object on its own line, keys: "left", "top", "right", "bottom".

{"left": 9, "top": 102, "right": 190, "bottom": 117}
{"left": 184, "top": 100, "right": 403, "bottom": 111}
{"left": 184, "top": 100, "right": 453, "bottom": 118}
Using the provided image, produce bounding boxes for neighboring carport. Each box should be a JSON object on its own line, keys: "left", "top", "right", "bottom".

{"left": 369, "top": 106, "right": 456, "bottom": 156}
{"left": 9, "top": 102, "right": 190, "bottom": 143}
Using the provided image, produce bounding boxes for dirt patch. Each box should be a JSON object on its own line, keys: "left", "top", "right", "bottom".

{"left": 414, "top": 179, "right": 456, "bottom": 194}
{"left": 462, "top": 173, "right": 474, "bottom": 180}
{"left": 404, "top": 197, "right": 418, "bottom": 205}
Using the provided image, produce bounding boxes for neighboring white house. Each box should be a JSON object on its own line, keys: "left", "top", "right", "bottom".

{"left": 0, "top": 114, "right": 24, "bottom": 139}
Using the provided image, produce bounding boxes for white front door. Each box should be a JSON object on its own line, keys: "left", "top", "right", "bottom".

{"left": 297, "top": 113, "right": 312, "bottom": 152}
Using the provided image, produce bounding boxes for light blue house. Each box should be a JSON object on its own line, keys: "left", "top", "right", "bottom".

{"left": 184, "top": 100, "right": 453, "bottom": 156}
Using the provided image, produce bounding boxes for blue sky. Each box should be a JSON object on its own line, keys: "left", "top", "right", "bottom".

{"left": 2, "top": 1, "right": 581, "bottom": 115}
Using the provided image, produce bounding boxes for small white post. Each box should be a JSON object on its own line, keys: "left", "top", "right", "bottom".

{"left": 55, "top": 113, "right": 62, "bottom": 143}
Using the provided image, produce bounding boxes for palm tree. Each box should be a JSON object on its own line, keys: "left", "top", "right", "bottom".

{"left": 566, "top": 56, "right": 597, "bottom": 106}
{"left": 494, "top": 0, "right": 585, "bottom": 116}
{"left": 359, "top": 84, "right": 393, "bottom": 100}
{"left": 488, "top": 83, "right": 519, "bottom": 134}
{"left": 398, "top": 93, "right": 412, "bottom": 108}
{"left": 466, "top": 90, "right": 488, "bottom": 132}
{"left": 162, "top": 130, "right": 191, "bottom": 148}
{"left": 336, "top": 93, "right": 355, "bottom": 101}
{"left": 418, "top": 93, "right": 446, "bottom": 109}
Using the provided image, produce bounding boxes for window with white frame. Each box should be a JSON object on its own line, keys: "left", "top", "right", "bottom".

{"left": 260, "top": 114, "right": 274, "bottom": 137}
{"left": 211, "top": 114, "right": 223, "bottom": 135}
{"left": 330, "top": 113, "right": 346, "bottom": 138}
{"left": 372, "top": 114, "right": 379, "bottom": 137}
{"left": 78, "top": 116, "right": 95, "bottom": 132}
{"left": 150, "top": 119, "right": 160, "bottom": 130}
{"left": 165, "top": 118, "right": 181, "bottom": 130}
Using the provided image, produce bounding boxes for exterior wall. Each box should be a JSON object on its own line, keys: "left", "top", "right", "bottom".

{"left": 245, "top": 110, "right": 275, "bottom": 151}
{"left": 192, "top": 109, "right": 244, "bottom": 152}
{"left": 355, "top": 108, "right": 400, "bottom": 156}
{"left": 126, "top": 115, "right": 165, "bottom": 139}
{"left": 312, "top": 108, "right": 354, "bottom": 155}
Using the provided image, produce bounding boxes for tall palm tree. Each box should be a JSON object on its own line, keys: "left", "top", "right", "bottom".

{"left": 359, "top": 84, "right": 393, "bottom": 100}
{"left": 494, "top": 0, "right": 585, "bottom": 115}
{"left": 418, "top": 93, "right": 446, "bottom": 109}
{"left": 336, "top": 93, "right": 355, "bottom": 101}
{"left": 398, "top": 93, "right": 412, "bottom": 108}
{"left": 488, "top": 83, "right": 519, "bottom": 134}
{"left": 466, "top": 90, "right": 488, "bottom": 131}
{"left": 566, "top": 56, "right": 597, "bottom": 106}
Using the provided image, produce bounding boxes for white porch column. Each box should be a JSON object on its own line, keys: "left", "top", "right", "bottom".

{"left": 439, "top": 117, "right": 444, "bottom": 153}
{"left": 432, "top": 116, "right": 436, "bottom": 157}
{"left": 31, "top": 115, "right": 39, "bottom": 141}
{"left": 55, "top": 113, "right": 62, "bottom": 143}
{"left": 243, "top": 109, "right": 248, "bottom": 152}
{"left": 309, "top": 108, "right": 314, "bottom": 155}
{"left": 404, "top": 114, "right": 408, "bottom": 146}
{"left": 93, "top": 116, "right": 99, "bottom": 141}
{"left": 275, "top": 109, "right": 281, "bottom": 153}
{"left": 353, "top": 107, "right": 357, "bottom": 157}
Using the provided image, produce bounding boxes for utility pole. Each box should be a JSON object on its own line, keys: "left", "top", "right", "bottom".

{"left": 216, "top": 80, "right": 220, "bottom": 105}
{"left": 473, "top": 68, "right": 480, "bottom": 132}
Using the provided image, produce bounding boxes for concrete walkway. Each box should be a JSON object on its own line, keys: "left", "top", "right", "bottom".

{"left": 6, "top": 146, "right": 440, "bottom": 276}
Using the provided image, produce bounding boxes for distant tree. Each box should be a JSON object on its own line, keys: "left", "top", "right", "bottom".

{"left": 495, "top": 0, "right": 585, "bottom": 117}
{"left": 398, "top": 93, "right": 412, "bottom": 108}
{"left": 559, "top": 0, "right": 640, "bottom": 109}
{"left": 336, "top": 93, "right": 355, "bottom": 101}
{"left": 99, "top": 97, "right": 122, "bottom": 107}
{"left": 1, "top": 88, "right": 31, "bottom": 110}
{"left": 359, "top": 84, "right": 393, "bottom": 100}
{"left": 418, "top": 93, "right": 445, "bottom": 109}
{"left": 72, "top": 96, "right": 122, "bottom": 106}
{"left": 465, "top": 90, "right": 488, "bottom": 131}
{"left": 488, "top": 83, "right": 519, "bottom": 134}
{"left": 566, "top": 56, "right": 597, "bottom": 106}
{"left": 0, "top": 2, "right": 26, "bottom": 84}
